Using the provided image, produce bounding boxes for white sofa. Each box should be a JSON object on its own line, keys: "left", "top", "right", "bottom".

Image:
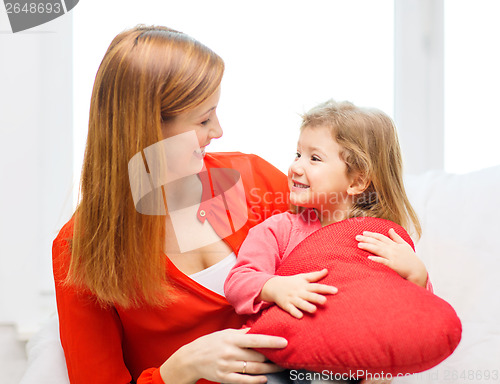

{"left": 20, "top": 166, "right": 500, "bottom": 384}
{"left": 393, "top": 165, "right": 500, "bottom": 383}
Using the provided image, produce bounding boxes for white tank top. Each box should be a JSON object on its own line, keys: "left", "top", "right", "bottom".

{"left": 189, "top": 252, "right": 237, "bottom": 297}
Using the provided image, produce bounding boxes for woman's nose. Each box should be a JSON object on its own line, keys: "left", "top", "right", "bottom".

{"left": 209, "top": 114, "right": 223, "bottom": 139}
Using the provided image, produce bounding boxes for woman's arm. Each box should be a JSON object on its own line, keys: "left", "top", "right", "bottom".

{"left": 159, "top": 328, "right": 286, "bottom": 384}
{"left": 54, "top": 225, "right": 287, "bottom": 384}
{"left": 53, "top": 223, "right": 136, "bottom": 384}
{"left": 56, "top": 279, "right": 287, "bottom": 384}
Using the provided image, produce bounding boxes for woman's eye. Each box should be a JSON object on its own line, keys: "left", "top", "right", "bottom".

{"left": 201, "top": 119, "right": 210, "bottom": 125}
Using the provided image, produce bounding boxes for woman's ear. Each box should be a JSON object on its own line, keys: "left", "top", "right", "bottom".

{"left": 347, "top": 172, "right": 370, "bottom": 196}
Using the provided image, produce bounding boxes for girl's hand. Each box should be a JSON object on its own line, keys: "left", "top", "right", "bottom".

{"left": 160, "top": 328, "right": 287, "bottom": 384}
{"left": 356, "top": 228, "right": 428, "bottom": 288}
{"left": 259, "top": 269, "right": 338, "bottom": 319}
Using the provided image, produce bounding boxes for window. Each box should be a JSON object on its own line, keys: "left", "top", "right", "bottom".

{"left": 73, "top": 0, "right": 394, "bottom": 176}
{"left": 444, "top": 0, "right": 500, "bottom": 173}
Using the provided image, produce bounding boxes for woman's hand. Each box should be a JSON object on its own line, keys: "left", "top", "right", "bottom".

{"left": 258, "top": 269, "right": 338, "bottom": 319}
{"left": 356, "top": 228, "right": 428, "bottom": 288}
{"left": 159, "top": 328, "right": 287, "bottom": 384}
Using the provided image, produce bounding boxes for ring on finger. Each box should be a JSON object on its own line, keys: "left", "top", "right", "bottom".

{"left": 242, "top": 361, "right": 247, "bottom": 374}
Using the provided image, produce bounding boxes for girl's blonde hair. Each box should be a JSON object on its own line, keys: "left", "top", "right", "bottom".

{"left": 300, "top": 99, "right": 421, "bottom": 238}
{"left": 68, "top": 25, "right": 224, "bottom": 308}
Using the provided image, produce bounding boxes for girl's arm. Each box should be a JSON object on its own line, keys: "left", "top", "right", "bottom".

{"left": 355, "top": 228, "right": 429, "bottom": 288}
{"left": 224, "top": 215, "right": 290, "bottom": 315}
{"left": 225, "top": 214, "right": 337, "bottom": 317}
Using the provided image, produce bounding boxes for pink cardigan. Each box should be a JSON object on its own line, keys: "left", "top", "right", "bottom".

{"left": 224, "top": 210, "right": 432, "bottom": 315}
{"left": 224, "top": 210, "right": 322, "bottom": 314}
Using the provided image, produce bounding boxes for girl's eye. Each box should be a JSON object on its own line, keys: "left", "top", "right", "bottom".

{"left": 295, "top": 152, "right": 301, "bottom": 159}
{"left": 201, "top": 119, "right": 210, "bottom": 126}
{"left": 311, "top": 155, "right": 321, "bottom": 162}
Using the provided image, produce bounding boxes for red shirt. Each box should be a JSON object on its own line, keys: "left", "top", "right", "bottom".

{"left": 53, "top": 152, "right": 289, "bottom": 384}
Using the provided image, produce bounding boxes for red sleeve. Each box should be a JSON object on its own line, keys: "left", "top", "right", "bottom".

{"left": 206, "top": 153, "right": 290, "bottom": 254}
{"left": 137, "top": 368, "right": 165, "bottom": 384}
{"left": 224, "top": 213, "right": 293, "bottom": 315}
{"left": 244, "top": 154, "right": 290, "bottom": 224}
{"left": 53, "top": 220, "right": 164, "bottom": 384}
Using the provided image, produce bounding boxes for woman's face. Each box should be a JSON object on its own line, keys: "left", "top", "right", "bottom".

{"left": 160, "top": 87, "right": 222, "bottom": 178}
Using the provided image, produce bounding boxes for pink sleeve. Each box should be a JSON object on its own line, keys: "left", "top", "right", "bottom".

{"left": 425, "top": 274, "right": 433, "bottom": 292}
{"left": 224, "top": 214, "right": 292, "bottom": 314}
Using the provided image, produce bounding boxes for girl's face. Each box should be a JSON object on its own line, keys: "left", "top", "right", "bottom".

{"left": 288, "top": 125, "right": 356, "bottom": 224}
{"left": 160, "top": 87, "right": 222, "bottom": 178}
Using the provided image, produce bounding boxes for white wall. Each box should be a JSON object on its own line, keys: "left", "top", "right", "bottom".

{"left": 444, "top": 0, "right": 500, "bottom": 174}
{"left": 73, "top": 0, "right": 395, "bottom": 176}
{"left": 2, "top": 0, "right": 499, "bottom": 336}
{"left": 0, "top": 11, "right": 73, "bottom": 336}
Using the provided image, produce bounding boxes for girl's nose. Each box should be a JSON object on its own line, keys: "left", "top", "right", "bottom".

{"left": 289, "top": 158, "right": 304, "bottom": 176}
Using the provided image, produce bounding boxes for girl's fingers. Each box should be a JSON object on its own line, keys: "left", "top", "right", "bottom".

{"left": 357, "top": 241, "right": 383, "bottom": 256}
{"left": 388, "top": 228, "right": 406, "bottom": 244}
{"left": 356, "top": 234, "right": 383, "bottom": 246}
{"left": 309, "top": 283, "right": 338, "bottom": 295}
{"left": 363, "top": 231, "right": 391, "bottom": 243}
{"left": 301, "top": 291, "right": 327, "bottom": 305}
{"left": 303, "top": 268, "right": 328, "bottom": 282}
{"left": 285, "top": 303, "right": 304, "bottom": 319}
{"left": 368, "top": 255, "right": 389, "bottom": 266}
{"left": 360, "top": 231, "right": 393, "bottom": 244}
{"left": 293, "top": 297, "right": 317, "bottom": 314}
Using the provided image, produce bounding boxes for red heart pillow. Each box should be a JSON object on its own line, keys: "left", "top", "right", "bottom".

{"left": 247, "top": 217, "right": 461, "bottom": 376}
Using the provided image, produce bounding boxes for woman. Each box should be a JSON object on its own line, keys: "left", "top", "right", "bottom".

{"left": 53, "top": 25, "right": 291, "bottom": 384}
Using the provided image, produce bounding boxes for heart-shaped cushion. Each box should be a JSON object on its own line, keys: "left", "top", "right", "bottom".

{"left": 247, "top": 217, "right": 462, "bottom": 376}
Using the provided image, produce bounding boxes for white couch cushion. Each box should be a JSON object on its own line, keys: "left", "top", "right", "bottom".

{"left": 394, "top": 166, "right": 500, "bottom": 383}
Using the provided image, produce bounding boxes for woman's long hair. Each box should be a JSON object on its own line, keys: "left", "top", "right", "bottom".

{"left": 299, "top": 100, "right": 421, "bottom": 238}
{"left": 68, "top": 25, "right": 224, "bottom": 308}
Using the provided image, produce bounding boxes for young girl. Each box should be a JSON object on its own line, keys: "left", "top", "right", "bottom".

{"left": 224, "top": 99, "right": 431, "bottom": 321}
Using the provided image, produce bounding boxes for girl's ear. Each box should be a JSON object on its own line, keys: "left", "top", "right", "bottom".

{"left": 347, "top": 172, "right": 370, "bottom": 196}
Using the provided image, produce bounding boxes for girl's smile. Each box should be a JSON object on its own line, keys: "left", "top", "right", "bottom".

{"left": 291, "top": 180, "right": 310, "bottom": 190}
{"left": 288, "top": 125, "right": 359, "bottom": 226}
